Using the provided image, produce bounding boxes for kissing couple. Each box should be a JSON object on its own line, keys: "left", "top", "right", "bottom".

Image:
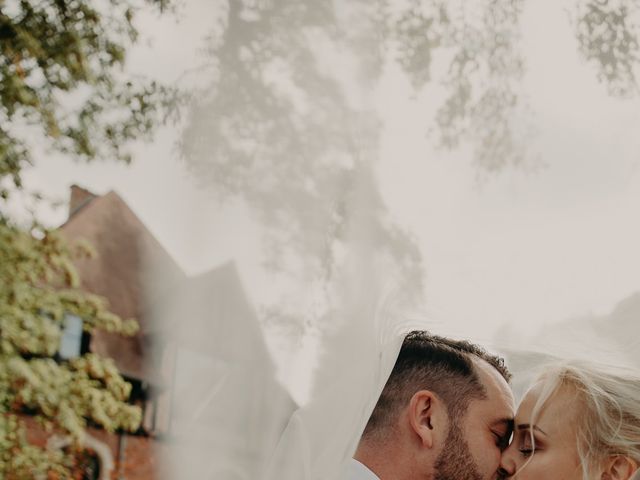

{"left": 344, "top": 331, "right": 640, "bottom": 480}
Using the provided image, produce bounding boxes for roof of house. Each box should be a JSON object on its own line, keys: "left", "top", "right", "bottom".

{"left": 58, "top": 185, "right": 282, "bottom": 390}
{"left": 152, "top": 261, "right": 273, "bottom": 367}
{"left": 60, "top": 187, "right": 186, "bottom": 383}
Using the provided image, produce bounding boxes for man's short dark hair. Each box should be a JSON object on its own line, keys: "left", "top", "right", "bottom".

{"left": 361, "top": 331, "right": 511, "bottom": 440}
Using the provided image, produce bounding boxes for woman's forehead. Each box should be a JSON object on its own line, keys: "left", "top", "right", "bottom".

{"left": 516, "top": 383, "right": 582, "bottom": 432}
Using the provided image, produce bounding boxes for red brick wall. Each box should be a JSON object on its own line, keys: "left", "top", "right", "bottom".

{"left": 19, "top": 414, "right": 162, "bottom": 479}
{"left": 114, "top": 435, "right": 164, "bottom": 480}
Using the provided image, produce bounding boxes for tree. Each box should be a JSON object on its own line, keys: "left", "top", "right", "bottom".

{"left": 0, "top": 219, "right": 141, "bottom": 478}
{"left": 181, "top": 1, "right": 425, "bottom": 316}
{"left": 181, "top": 0, "right": 640, "bottom": 307}
{"left": 574, "top": 0, "right": 640, "bottom": 97}
{"left": 0, "top": 0, "right": 179, "bottom": 199}
{"left": 0, "top": 0, "right": 178, "bottom": 477}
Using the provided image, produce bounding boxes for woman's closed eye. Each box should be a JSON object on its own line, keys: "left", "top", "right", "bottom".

{"left": 518, "top": 431, "right": 537, "bottom": 458}
{"left": 519, "top": 447, "right": 534, "bottom": 458}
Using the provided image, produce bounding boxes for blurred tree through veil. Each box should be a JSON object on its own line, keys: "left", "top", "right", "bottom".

{"left": 180, "top": 0, "right": 427, "bottom": 337}
{"left": 180, "top": 0, "right": 640, "bottom": 341}
{"left": 573, "top": 0, "right": 640, "bottom": 97}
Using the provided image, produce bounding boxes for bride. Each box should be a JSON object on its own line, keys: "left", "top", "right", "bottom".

{"left": 499, "top": 361, "right": 640, "bottom": 480}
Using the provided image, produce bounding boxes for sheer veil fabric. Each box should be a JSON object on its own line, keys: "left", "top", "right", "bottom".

{"left": 263, "top": 300, "right": 640, "bottom": 480}
{"left": 158, "top": 230, "right": 640, "bottom": 480}
{"left": 156, "top": 1, "right": 640, "bottom": 478}
{"left": 264, "top": 306, "right": 409, "bottom": 480}
{"left": 157, "top": 173, "right": 640, "bottom": 479}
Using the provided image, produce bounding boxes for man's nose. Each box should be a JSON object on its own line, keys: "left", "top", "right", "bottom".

{"left": 498, "top": 449, "right": 517, "bottom": 478}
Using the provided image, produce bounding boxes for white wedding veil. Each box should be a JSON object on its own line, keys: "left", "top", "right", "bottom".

{"left": 154, "top": 0, "right": 640, "bottom": 479}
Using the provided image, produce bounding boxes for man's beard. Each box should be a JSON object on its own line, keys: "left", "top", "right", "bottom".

{"left": 433, "top": 420, "right": 483, "bottom": 480}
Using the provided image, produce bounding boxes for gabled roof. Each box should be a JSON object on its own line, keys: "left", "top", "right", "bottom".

{"left": 58, "top": 186, "right": 283, "bottom": 395}
{"left": 153, "top": 261, "right": 273, "bottom": 368}
{"left": 60, "top": 188, "right": 186, "bottom": 383}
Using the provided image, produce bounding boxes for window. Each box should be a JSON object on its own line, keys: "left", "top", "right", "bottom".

{"left": 59, "top": 314, "right": 84, "bottom": 359}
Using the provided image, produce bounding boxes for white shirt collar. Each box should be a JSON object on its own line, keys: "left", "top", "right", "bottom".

{"left": 344, "top": 458, "right": 380, "bottom": 480}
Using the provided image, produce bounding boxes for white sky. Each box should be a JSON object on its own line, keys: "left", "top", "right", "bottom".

{"left": 378, "top": 0, "right": 640, "bottom": 343}
{"left": 15, "top": 0, "right": 640, "bottom": 402}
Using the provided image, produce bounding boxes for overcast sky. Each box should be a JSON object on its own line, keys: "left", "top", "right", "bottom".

{"left": 377, "top": 0, "right": 640, "bottom": 341}
{"left": 15, "top": 0, "right": 640, "bottom": 402}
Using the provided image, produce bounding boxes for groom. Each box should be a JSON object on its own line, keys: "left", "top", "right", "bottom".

{"left": 345, "top": 331, "right": 515, "bottom": 480}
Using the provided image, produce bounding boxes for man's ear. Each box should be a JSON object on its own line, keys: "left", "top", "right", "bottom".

{"left": 601, "top": 455, "right": 638, "bottom": 480}
{"left": 407, "top": 390, "right": 445, "bottom": 449}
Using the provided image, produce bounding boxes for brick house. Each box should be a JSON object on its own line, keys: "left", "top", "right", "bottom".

{"left": 38, "top": 185, "right": 295, "bottom": 479}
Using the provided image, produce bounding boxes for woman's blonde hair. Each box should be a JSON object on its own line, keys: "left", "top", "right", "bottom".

{"left": 528, "top": 361, "right": 640, "bottom": 479}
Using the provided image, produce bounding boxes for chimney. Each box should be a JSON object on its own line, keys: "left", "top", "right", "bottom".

{"left": 69, "top": 184, "right": 96, "bottom": 218}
